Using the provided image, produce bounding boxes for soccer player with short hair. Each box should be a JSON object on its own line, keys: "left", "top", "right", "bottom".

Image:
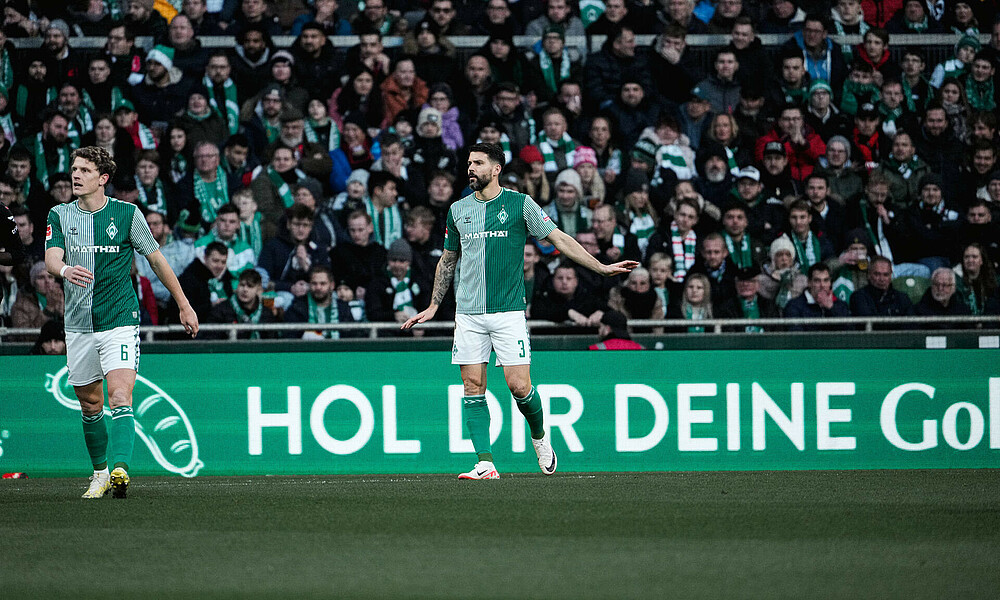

{"left": 44, "top": 146, "right": 199, "bottom": 499}
{"left": 402, "top": 142, "right": 637, "bottom": 479}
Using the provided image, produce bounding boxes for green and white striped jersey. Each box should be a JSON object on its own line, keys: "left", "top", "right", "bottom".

{"left": 444, "top": 188, "right": 556, "bottom": 314}
{"left": 46, "top": 198, "right": 159, "bottom": 333}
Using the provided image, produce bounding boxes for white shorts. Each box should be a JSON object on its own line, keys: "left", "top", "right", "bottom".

{"left": 453, "top": 311, "right": 530, "bottom": 366}
{"left": 66, "top": 325, "right": 140, "bottom": 386}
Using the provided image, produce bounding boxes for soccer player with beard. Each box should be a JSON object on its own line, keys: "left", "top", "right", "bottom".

{"left": 401, "top": 142, "right": 637, "bottom": 479}
{"left": 45, "top": 146, "right": 199, "bottom": 499}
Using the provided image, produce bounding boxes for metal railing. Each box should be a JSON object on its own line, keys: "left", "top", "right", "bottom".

{"left": 2, "top": 315, "right": 998, "bottom": 343}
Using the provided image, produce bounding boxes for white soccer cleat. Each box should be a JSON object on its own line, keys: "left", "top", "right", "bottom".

{"left": 458, "top": 460, "right": 500, "bottom": 480}
{"left": 81, "top": 472, "right": 111, "bottom": 498}
{"left": 532, "top": 435, "right": 557, "bottom": 475}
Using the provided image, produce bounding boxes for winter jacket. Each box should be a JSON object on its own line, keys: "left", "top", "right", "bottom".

{"left": 754, "top": 127, "right": 827, "bottom": 181}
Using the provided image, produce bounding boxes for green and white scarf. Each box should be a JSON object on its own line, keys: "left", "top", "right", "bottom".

{"left": 538, "top": 48, "right": 571, "bottom": 96}
{"left": 135, "top": 176, "right": 168, "bottom": 216}
{"left": 684, "top": 304, "right": 706, "bottom": 333}
{"left": 741, "top": 297, "right": 763, "bottom": 333}
{"left": 264, "top": 119, "right": 280, "bottom": 144}
{"left": 886, "top": 154, "right": 922, "bottom": 180}
{"left": 724, "top": 232, "right": 753, "bottom": 268}
{"left": 537, "top": 132, "right": 576, "bottom": 173}
{"left": 654, "top": 287, "right": 669, "bottom": 317}
{"left": 229, "top": 295, "right": 263, "bottom": 339}
{"left": 205, "top": 76, "right": 240, "bottom": 135}
{"left": 390, "top": 268, "right": 417, "bottom": 316}
{"left": 671, "top": 222, "right": 696, "bottom": 282}
{"left": 966, "top": 77, "right": 996, "bottom": 111}
{"left": 0, "top": 47, "right": 13, "bottom": 91}
{"left": 267, "top": 166, "right": 301, "bottom": 208}
{"left": 724, "top": 146, "right": 739, "bottom": 176}
{"left": 15, "top": 86, "right": 56, "bottom": 121}
{"left": 307, "top": 295, "right": 340, "bottom": 339}
{"left": 208, "top": 276, "right": 231, "bottom": 304}
{"left": 32, "top": 133, "right": 71, "bottom": 188}
{"left": 305, "top": 118, "right": 340, "bottom": 152}
{"left": 82, "top": 86, "right": 124, "bottom": 114}
{"left": 194, "top": 166, "right": 230, "bottom": 224}
{"left": 579, "top": 0, "right": 605, "bottom": 27}
{"left": 0, "top": 111, "right": 14, "bottom": 145}
{"left": 629, "top": 213, "right": 655, "bottom": 256}
{"left": 364, "top": 197, "right": 403, "bottom": 248}
{"left": 791, "top": 231, "right": 821, "bottom": 274}
{"left": 103, "top": 0, "right": 123, "bottom": 20}
{"left": 170, "top": 153, "right": 188, "bottom": 183}
{"left": 238, "top": 212, "right": 263, "bottom": 258}
{"left": 136, "top": 122, "right": 156, "bottom": 149}
{"left": 66, "top": 106, "right": 94, "bottom": 149}
{"left": 653, "top": 144, "right": 693, "bottom": 181}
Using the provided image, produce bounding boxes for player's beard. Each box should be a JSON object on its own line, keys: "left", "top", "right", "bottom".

{"left": 468, "top": 171, "right": 490, "bottom": 191}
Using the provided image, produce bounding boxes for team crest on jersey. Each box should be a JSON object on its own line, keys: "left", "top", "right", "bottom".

{"left": 497, "top": 206, "right": 508, "bottom": 224}
{"left": 106, "top": 221, "right": 118, "bottom": 239}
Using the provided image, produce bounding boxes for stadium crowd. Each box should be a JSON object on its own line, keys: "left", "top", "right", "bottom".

{"left": 2, "top": 0, "right": 1000, "bottom": 347}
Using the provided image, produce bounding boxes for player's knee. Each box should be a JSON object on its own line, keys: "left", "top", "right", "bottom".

{"left": 509, "top": 382, "right": 532, "bottom": 399}
{"left": 107, "top": 389, "right": 131, "bottom": 409}
{"left": 79, "top": 399, "right": 103, "bottom": 416}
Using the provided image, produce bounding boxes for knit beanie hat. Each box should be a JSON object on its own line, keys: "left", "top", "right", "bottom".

{"left": 146, "top": 45, "right": 175, "bottom": 71}
{"left": 554, "top": 168, "right": 583, "bottom": 197}
{"left": 769, "top": 234, "right": 796, "bottom": 260}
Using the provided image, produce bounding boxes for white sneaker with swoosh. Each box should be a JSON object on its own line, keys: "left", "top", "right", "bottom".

{"left": 532, "top": 435, "right": 557, "bottom": 475}
{"left": 458, "top": 461, "right": 500, "bottom": 480}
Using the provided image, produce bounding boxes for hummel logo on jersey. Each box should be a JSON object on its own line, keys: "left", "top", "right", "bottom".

{"left": 497, "top": 206, "right": 508, "bottom": 224}
{"left": 69, "top": 227, "right": 78, "bottom": 235}
{"left": 106, "top": 221, "right": 118, "bottom": 239}
{"left": 464, "top": 216, "right": 471, "bottom": 224}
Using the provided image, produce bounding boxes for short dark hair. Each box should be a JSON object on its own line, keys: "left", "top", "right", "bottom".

{"left": 287, "top": 203, "right": 315, "bottom": 222}
{"left": 204, "top": 241, "right": 229, "bottom": 258}
{"left": 805, "top": 172, "right": 829, "bottom": 186}
{"left": 865, "top": 27, "right": 889, "bottom": 46}
{"left": 870, "top": 256, "right": 892, "bottom": 271}
{"left": 216, "top": 203, "right": 239, "bottom": 217}
{"left": 7, "top": 147, "right": 31, "bottom": 164}
{"left": 788, "top": 199, "right": 811, "bottom": 214}
{"left": 468, "top": 142, "right": 506, "bottom": 168}
{"left": 8, "top": 204, "right": 28, "bottom": 218}
{"left": 368, "top": 170, "right": 399, "bottom": 196}
{"left": 733, "top": 16, "right": 754, "bottom": 30}
{"left": 239, "top": 268, "right": 263, "bottom": 286}
{"left": 225, "top": 133, "right": 250, "bottom": 149}
{"left": 136, "top": 149, "right": 160, "bottom": 164}
{"left": 308, "top": 264, "right": 334, "bottom": 282}
{"left": 807, "top": 262, "right": 831, "bottom": 279}
{"left": 71, "top": 146, "right": 117, "bottom": 180}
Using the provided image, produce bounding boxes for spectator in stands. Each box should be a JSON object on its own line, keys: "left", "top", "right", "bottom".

{"left": 524, "top": 24, "right": 582, "bottom": 105}
{"left": 848, "top": 255, "right": 913, "bottom": 320}
{"left": 176, "top": 140, "right": 228, "bottom": 232}
{"left": 783, "top": 262, "right": 850, "bottom": 329}
{"left": 10, "top": 58, "right": 55, "bottom": 136}
{"left": 421, "top": 0, "right": 465, "bottom": 37}
{"left": 594, "top": 203, "right": 642, "bottom": 263}
{"left": 707, "top": 0, "right": 744, "bottom": 33}
{"left": 668, "top": 272, "right": 712, "bottom": 331}
{"left": 659, "top": 0, "right": 710, "bottom": 34}
{"left": 366, "top": 238, "right": 431, "bottom": 325}
{"left": 914, "top": 104, "right": 963, "bottom": 203}
{"left": 955, "top": 243, "right": 1000, "bottom": 315}
{"left": 285, "top": 265, "right": 359, "bottom": 339}
{"left": 911, "top": 267, "right": 971, "bottom": 322}
{"left": 649, "top": 25, "right": 704, "bottom": 105}
{"left": 847, "top": 173, "right": 929, "bottom": 279}
{"left": 692, "top": 48, "right": 741, "bottom": 116}
{"left": 251, "top": 145, "right": 307, "bottom": 239}
{"left": 586, "top": 116, "right": 623, "bottom": 188}
{"left": 230, "top": 0, "right": 283, "bottom": 36}
{"left": 782, "top": 14, "right": 847, "bottom": 93}
{"left": 805, "top": 79, "right": 851, "bottom": 143}
{"left": 124, "top": 0, "right": 168, "bottom": 41}
{"left": 176, "top": 84, "right": 229, "bottom": 149}
{"left": 352, "top": 0, "right": 406, "bottom": 36}
{"left": 759, "top": 0, "right": 806, "bottom": 34}
{"left": 758, "top": 234, "right": 807, "bottom": 309}
{"left": 183, "top": 0, "right": 224, "bottom": 36}
{"left": 194, "top": 203, "right": 256, "bottom": 280}
{"left": 938, "top": 78, "right": 971, "bottom": 144}
{"left": 362, "top": 171, "right": 402, "bottom": 248}
{"left": 718, "top": 264, "right": 779, "bottom": 330}
{"left": 167, "top": 15, "right": 210, "bottom": 80}
{"left": 38, "top": 21, "right": 81, "bottom": 86}
{"left": 53, "top": 83, "right": 92, "bottom": 149}
{"left": 898, "top": 173, "right": 959, "bottom": 274}
{"left": 589, "top": 310, "right": 644, "bottom": 350}
{"left": 229, "top": 25, "right": 274, "bottom": 101}
{"left": 288, "top": 24, "right": 343, "bottom": 102}
{"left": 584, "top": 26, "right": 650, "bottom": 112}
{"left": 209, "top": 268, "right": 280, "bottom": 339}
{"left": 330, "top": 210, "right": 387, "bottom": 293}
{"left": 954, "top": 199, "right": 1000, "bottom": 265}
{"left": 22, "top": 109, "right": 71, "bottom": 191}
{"left": 472, "top": 0, "right": 518, "bottom": 37}
{"left": 131, "top": 45, "right": 193, "bottom": 127}
{"left": 814, "top": 136, "right": 860, "bottom": 206}
{"left": 403, "top": 205, "right": 443, "bottom": 283}
{"left": 956, "top": 140, "right": 998, "bottom": 209}
{"left": 259, "top": 204, "right": 329, "bottom": 296}
{"left": 381, "top": 57, "right": 428, "bottom": 129}
{"left": 219, "top": 135, "right": 254, "bottom": 193}
{"left": 608, "top": 266, "right": 663, "bottom": 321}
{"left": 11, "top": 261, "right": 63, "bottom": 331}
{"left": 768, "top": 50, "right": 810, "bottom": 108}
{"left": 544, "top": 168, "right": 592, "bottom": 237}
{"left": 688, "top": 232, "right": 738, "bottom": 309}
{"left": 573, "top": 146, "right": 606, "bottom": 208}
{"left": 526, "top": 0, "right": 586, "bottom": 51}
{"left": 888, "top": 0, "right": 944, "bottom": 34}
{"left": 80, "top": 56, "right": 123, "bottom": 116}
{"left": 756, "top": 105, "right": 826, "bottom": 182}
{"left": 805, "top": 171, "right": 846, "bottom": 248}
{"left": 9, "top": 206, "right": 42, "bottom": 265}
{"left": 899, "top": 46, "right": 933, "bottom": 111}
{"left": 787, "top": 199, "right": 835, "bottom": 271}
{"left": 620, "top": 177, "right": 655, "bottom": 257}
{"left": 290, "top": 0, "right": 351, "bottom": 36}
{"left": 532, "top": 262, "right": 606, "bottom": 326}
{"left": 330, "top": 67, "right": 386, "bottom": 137}
{"left": 518, "top": 145, "right": 551, "bottom": 207}
{"left": 721, "top": 201, "right": 765, "bottom": 268}
{"left": 102, "top": 24, "right": 144, "bottom": 87}
{"left": 860, "top": 0, "right": 901, "bottom": 29}
{"left": 171, "top": 240, "right": 231, "bottom": 326}
{"left": 857, "top": 28, "right": 900, "bottom": 87}
{"left": 664, "top": 197, "right": 700, "bottom": 282}
{"left": 875, "top": 131, "right": 927, "bottom": 208}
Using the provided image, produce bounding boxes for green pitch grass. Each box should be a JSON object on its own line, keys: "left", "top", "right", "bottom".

{"left": 2, "top": 470, "right": 998, "bottom": 599}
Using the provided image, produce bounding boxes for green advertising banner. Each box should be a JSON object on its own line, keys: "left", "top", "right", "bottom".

{"left": 1, "top": 350, "right": 998, "bottom": 477}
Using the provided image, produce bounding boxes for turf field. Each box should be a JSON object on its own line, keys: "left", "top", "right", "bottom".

{"left": 2, "top": 470, "right": 997, "bottom": 599}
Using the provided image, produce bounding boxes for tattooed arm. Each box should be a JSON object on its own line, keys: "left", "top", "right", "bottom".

{"left": 401, "top": 248, "right": 458, "bottom": 329}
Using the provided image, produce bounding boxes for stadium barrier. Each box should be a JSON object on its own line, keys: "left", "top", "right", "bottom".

{"left": 1, "top": 348, "right": 997, "bottom": 476}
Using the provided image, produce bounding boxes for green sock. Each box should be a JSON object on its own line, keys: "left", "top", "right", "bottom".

{"left": 463, "top": 395, "right": 492, "bottom": 462}
{"left": 515, "top": 386, "right": 545, "bottom": 440}
{"left": 110, "top": 406, "right": 135, "bottom": 472}
{"left": 81, "top": 412, "right": 109, "bottom": 470}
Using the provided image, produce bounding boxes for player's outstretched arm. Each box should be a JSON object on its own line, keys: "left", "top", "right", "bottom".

{"left": 46, "top": 247, "right": 94, "bottom": 288}
{"left": 146, "top": 250, "right": 199, "bottom": 337}
{"left": 546, "top": 228, "right": 639, "bottom": 276}
{"left": 401, "top": 248, "right": 458, "bottom": 329}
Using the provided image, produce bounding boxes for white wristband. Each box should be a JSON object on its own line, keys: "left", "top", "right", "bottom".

{"left": 59, "top": 265, "right": 70, "bottom": 278}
